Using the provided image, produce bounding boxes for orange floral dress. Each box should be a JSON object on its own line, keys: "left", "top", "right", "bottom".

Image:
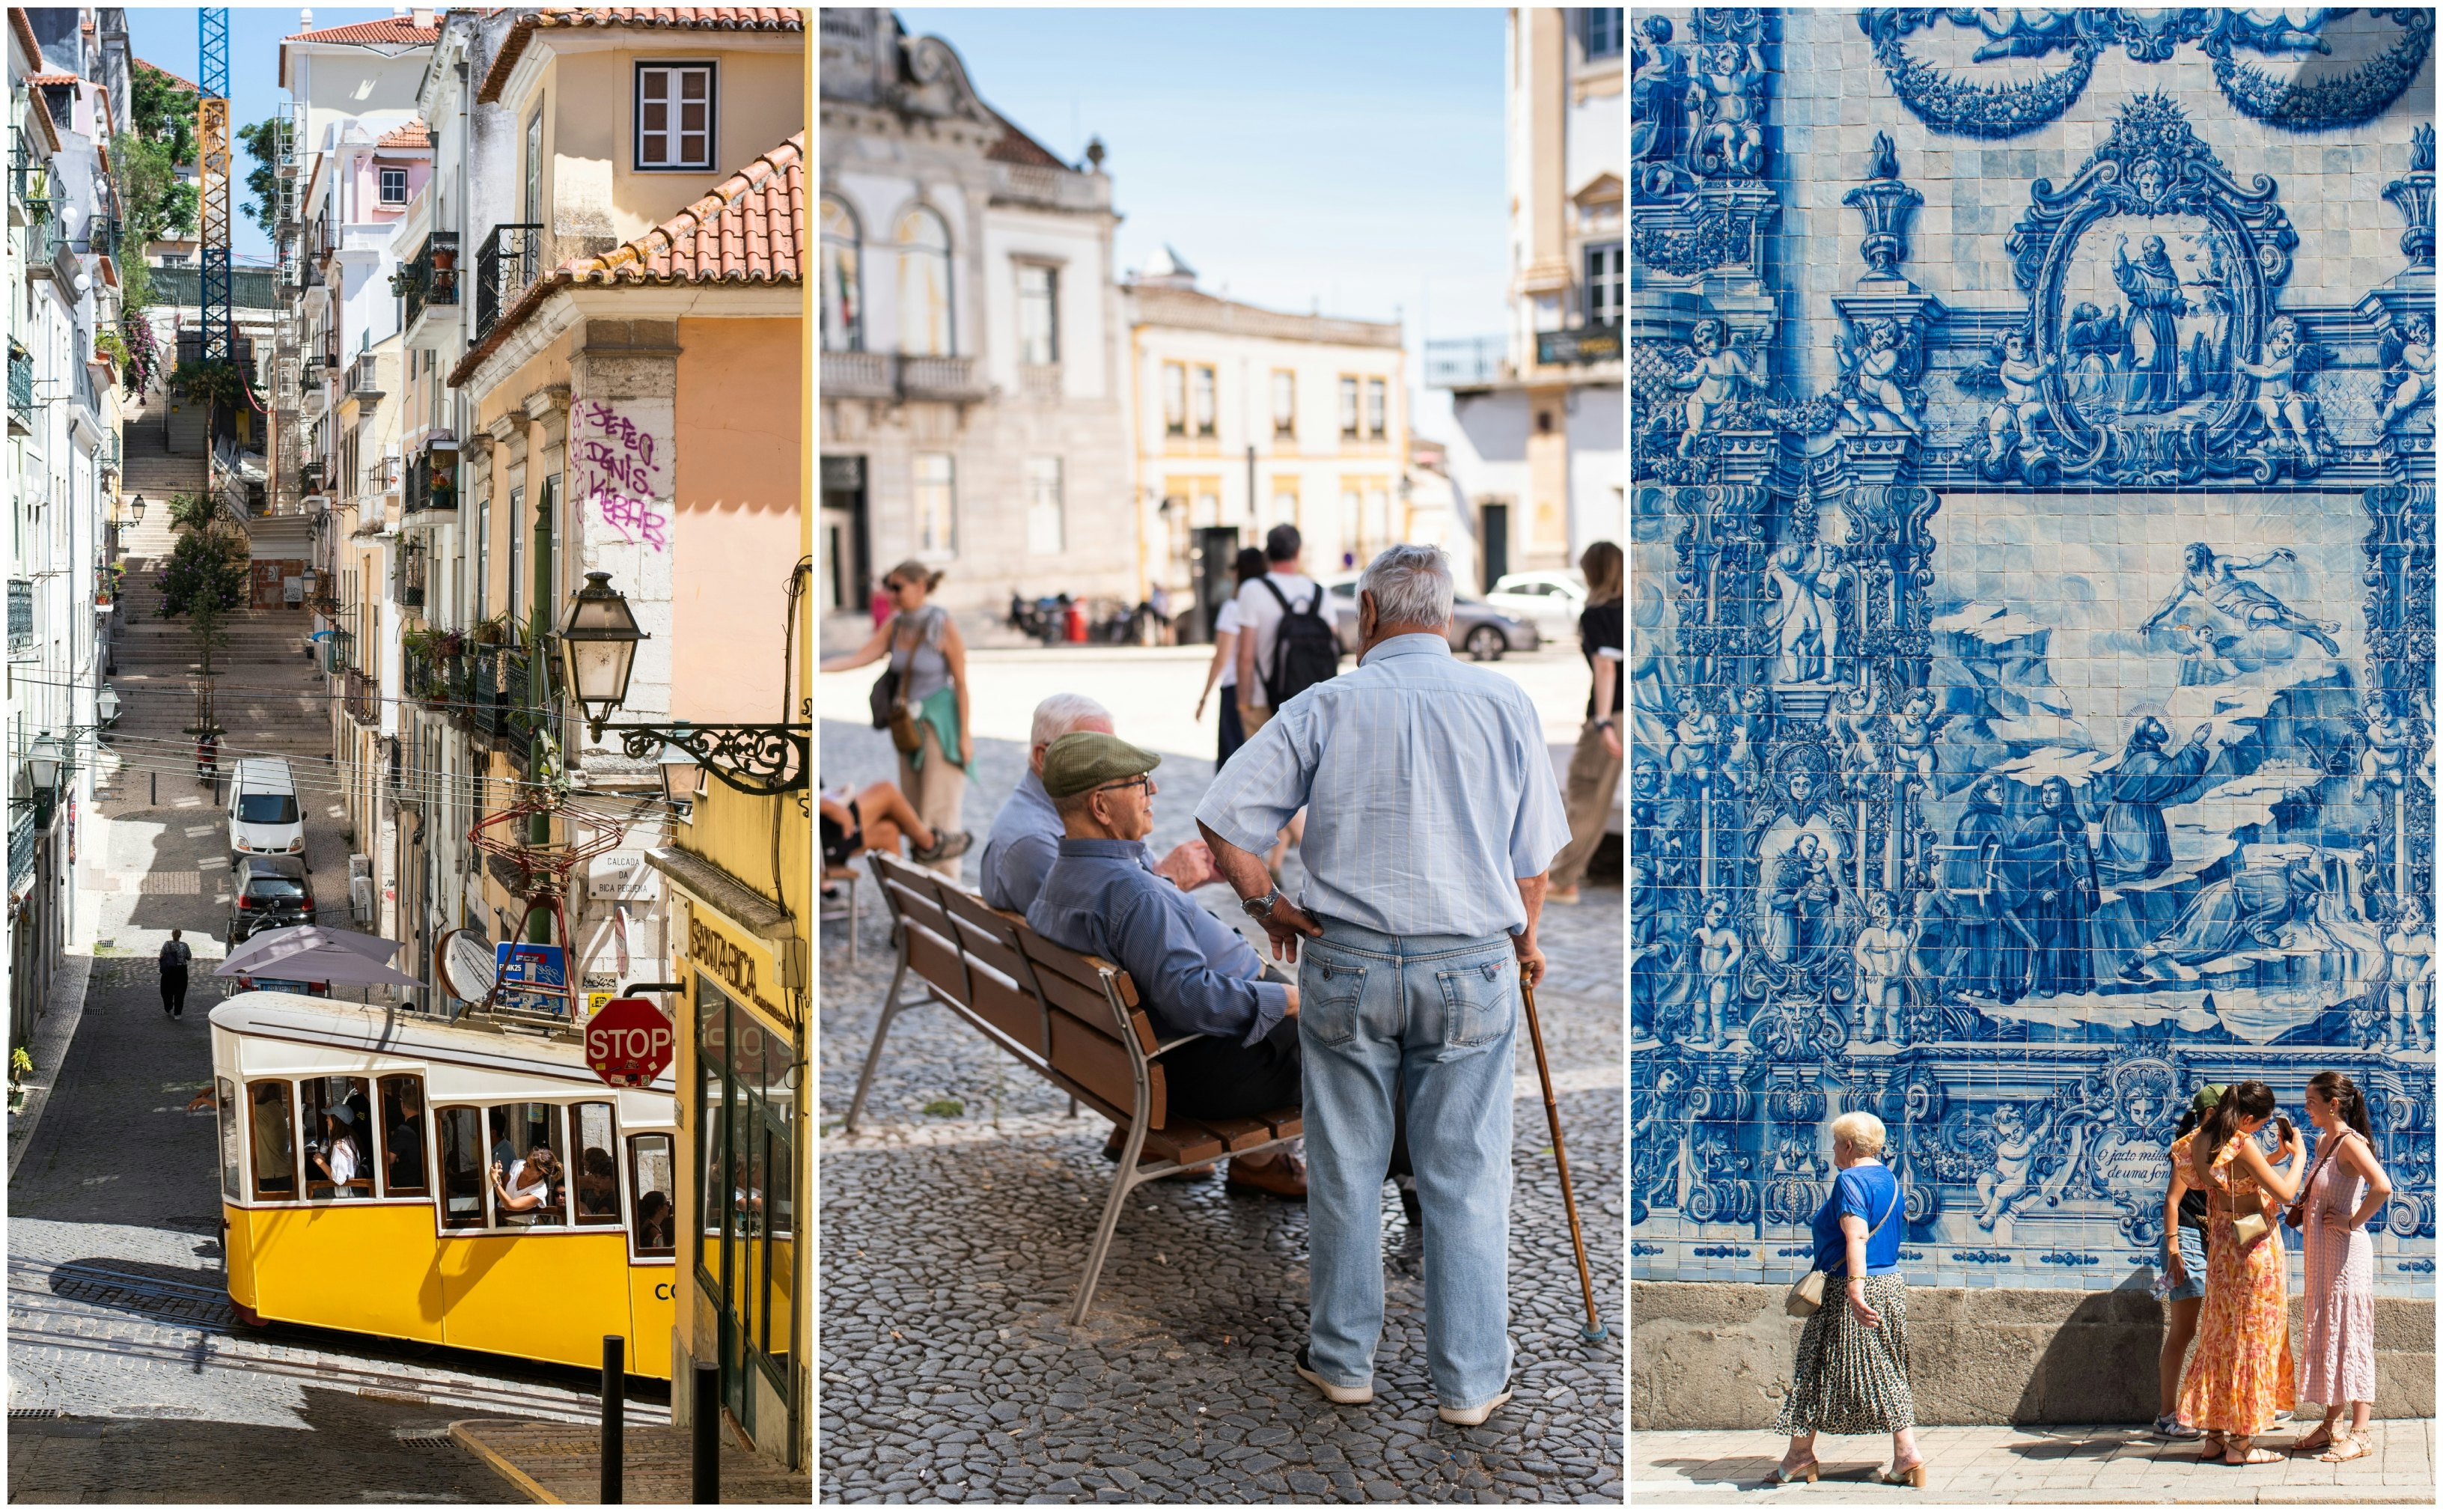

{"left": 2175, "top": 1133, "right": 2296, "bottom": 1435}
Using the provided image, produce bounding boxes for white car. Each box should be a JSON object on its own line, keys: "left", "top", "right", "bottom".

{"left": 228, "top": 757, "right": 308, "bottom": 865}
{"left": 1486, "top": 572, "right": 1588, "bottom": 642}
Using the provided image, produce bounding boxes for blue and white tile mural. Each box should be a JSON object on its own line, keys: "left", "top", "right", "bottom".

{"left": 1629, "top": 8, "right": 2437, "bottom": 1294}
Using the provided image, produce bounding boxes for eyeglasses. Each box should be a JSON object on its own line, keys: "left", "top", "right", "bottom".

{"left": 1092, "top": 775, "right": 1153, "bottom": 799}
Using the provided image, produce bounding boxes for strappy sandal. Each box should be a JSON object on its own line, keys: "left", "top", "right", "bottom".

{"left": 2317, "top": 1435, "right": 2370, "bottom": 1464}
{"left": 2290, "top": 1426, "right": 2335, "bottom": 1455}
{"left": 1765, "top": 1456, "right": 1819, "bottom": 1485}
{"left": 2221, "top": 1437, "right": 2283, "bottom": 1466}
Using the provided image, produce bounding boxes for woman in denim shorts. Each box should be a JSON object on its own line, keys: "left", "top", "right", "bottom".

{"left": 2153, "top": 1088, "right": 2221, "bottom": 1440}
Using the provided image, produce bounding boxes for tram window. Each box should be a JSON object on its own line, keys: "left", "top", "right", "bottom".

{"left": 700, "top": 1102, "right": 725, "bottom": 1240}
{"left": 379, "top": 1076, "right": 428, "bottom": 1196}
{"left": 628, "top": 1133, "right": 675, "bottom": 1256}
{"left": 216, "top": 1078, "right": 243, "bottom": 1203}
{"left": 487, "top": 1103, "right": 567, "bottom": 1227}
{"left": 436, "top": 1106, "right": 487, "bottom": 1228}
{"left": 763, "top": 1119, "right": 793, "bottom": 1368}
{"left": 299, "top": 1075, "right": 374, "bottom": 1200}
{"left": 248, "top": 1081, "right": 296, "bottom": 1201}
{"left": 572, "top": 1103, "right": 620, "bottom": 1225}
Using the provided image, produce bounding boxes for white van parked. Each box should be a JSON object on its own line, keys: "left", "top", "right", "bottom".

{"left": 228, "top": 757, "right": 308, "bottom": 866}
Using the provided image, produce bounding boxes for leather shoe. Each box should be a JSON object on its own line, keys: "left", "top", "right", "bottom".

{"left": 1225, "top": 1153, "right": 1307, "bottom": 1200}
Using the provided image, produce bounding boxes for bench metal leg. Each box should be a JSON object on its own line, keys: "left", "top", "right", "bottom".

{"left": 1070, "top": 1117, "right": 1150, "bottom": 1325}
{"left": 1067, "top": 1095, "right": 1077, "bottom": 1118}
{"left": 843, "top": 948, "right": 917, "bottom": 1134}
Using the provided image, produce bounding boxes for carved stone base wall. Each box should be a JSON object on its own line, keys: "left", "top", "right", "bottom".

{"left": 1631, "top": 1280, "right": 2438, "bottom": 1430}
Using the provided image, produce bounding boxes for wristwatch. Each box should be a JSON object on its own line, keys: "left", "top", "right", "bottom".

{"left": 1241, "top": 886, "right": 1282, "bottom": 920}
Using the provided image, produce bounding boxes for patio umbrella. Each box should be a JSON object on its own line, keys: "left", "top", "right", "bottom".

{"left": 219, "top": 924, "right": 405, "bottom": 978}
{"left": 217, "top": 933, "right": 427, "bottom": 990}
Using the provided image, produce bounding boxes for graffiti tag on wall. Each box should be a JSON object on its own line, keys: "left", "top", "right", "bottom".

{"left": 574, "top": 400, "right": 671, "bottom": 551}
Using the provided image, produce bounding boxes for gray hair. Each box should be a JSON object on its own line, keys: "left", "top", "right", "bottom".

{"left": 1031, "top": 694, "right": 1111, "bottom": 753}
{"left": 1358, "top": 544, "right": 1456, "bottom": 629}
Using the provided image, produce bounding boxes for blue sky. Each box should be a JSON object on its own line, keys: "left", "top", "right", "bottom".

{"left": 126, "top": 7, "right": 396, "bottom": 265}
{"left": 894, "top": 7, "right": 1511, "bottom": 345}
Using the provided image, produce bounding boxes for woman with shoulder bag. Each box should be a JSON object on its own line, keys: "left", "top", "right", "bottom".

{"left": 2290, "top": 1071, "right": 2392, "bottom": 1463}
{"left": 2151, "top": 1087, "right": 2221, "bottom": 1442}
{"left": 820, "top": 562, "right": 974, "bottom": 876}
{"left": 1771, "top": 1111, "right": 1926, "bottom": 1488}
{"left": 2175, "top": 1079, "right": 2303, "bottom": 1466}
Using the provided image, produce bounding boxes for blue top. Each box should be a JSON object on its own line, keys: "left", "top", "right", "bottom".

{"left": 1193, "top": 633, "right": 1574, "bottom": 939}
{"left": 1026, "top": 838, "right": 1290, "bottom": 1046}
{"left": 1812, "top": 1162, "right": 1903, "bottom": 1278}
{"left": 979, "top": 769, "right": 1157, "bottom": 914}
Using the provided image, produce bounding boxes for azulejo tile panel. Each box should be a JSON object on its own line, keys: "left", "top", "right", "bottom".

{"left": 1631, "top": 8, "right": 2437, "bottom": 1295}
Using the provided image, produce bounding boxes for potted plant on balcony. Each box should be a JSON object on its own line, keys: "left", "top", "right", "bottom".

{"left": 388, "top": 266, "right": 418, "bottom": 299}
{"left": 471, "top": 612, "right": 513, "bottom": 647}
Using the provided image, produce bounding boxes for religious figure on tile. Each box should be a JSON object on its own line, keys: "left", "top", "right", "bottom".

{"left": 2172, "top": 623, "right": 2241, "bottom": 686}
{"left": 2011, "top": 775, "right": 2099, "bottom": 996}
{"left": 1765, "top": 538, "right": 1848, "bottom": 685}
{"left": 1975, "top": 1100, "right": 2057, "bottom": 1229}
{"left": 2382, "top": 897, "right": 2436, "bottom": 1053}
{"left": 1964, "top": 329, "right": 2061, "bottom": 475}
{"left": 2141, "top": 543, "right": 2342, "bottom": 656}
{"left": 1668, "top": 691, "right": 1721, "bottom": 787}
{"left": 2114, "top": 234, "right": 2189, "bottom": 415}
{"left": 2094, "top": 716, "right": 2218, "bottom": 885}
{"left": 1941, "top": 774, "right": 2022, "bottom": 1001}
{"left": 2235, "top": 313, "right": 2329, "bottom": 460}
{"left": 1667, "top": 318, "right": 1766, "bottom": 458}
{"left": 2120, "top": 850, "right": 2330, "bottom": 980}
{"left": 1719, "top": 686, "right": 1771, "bottom": 794}
{"left": 2375, "top": 313, "right": 2436, "bottom": 431}
{"left": 1851, "top": 892, "right": 1911, "bottom": 1046}
{"left": 1692, "top": 896, "right": 1748, "bottom": 1048}
{"left": 2358, "top": 694, "right": 2412, "bottom": 796}
{"left": 1885, "top": 690, "right": 1952, "bottom": 792}
{"left": 1630, "top": 14, "right": 1691, "bottom": 191}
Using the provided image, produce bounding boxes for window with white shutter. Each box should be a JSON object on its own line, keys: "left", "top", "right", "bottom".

{"left": 635, "top": 64, "right": 716, "bottom": 171}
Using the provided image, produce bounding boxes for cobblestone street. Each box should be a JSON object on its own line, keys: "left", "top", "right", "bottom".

{"left": 817, "top": 647, "right": 1625, "bottom": 1502}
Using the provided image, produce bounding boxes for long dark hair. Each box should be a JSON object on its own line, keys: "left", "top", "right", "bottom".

{"left": 2307, "top": 1070, "right": 2374, "bottom": 1147}
{"left": 2195, "top": 1079, "right": 2276, "bottom": 1175}
{"left": 1233, "top": 546, "right": 1269, "bottom": 588}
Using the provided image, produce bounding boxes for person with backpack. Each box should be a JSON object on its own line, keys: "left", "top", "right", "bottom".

{"left": 1231, "top": 525, "right": 1335, "bottom": 874}
{"left": 159, "top": 930, "right": 193, "bottom": 1020}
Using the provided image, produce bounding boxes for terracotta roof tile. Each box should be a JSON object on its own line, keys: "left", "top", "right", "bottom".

{"left": 478, "top": 7, "right": 802, "bottom": 103}
{"left": 8, "top": 9, "right": 40, "bottom": 67}
{"left": 447, "top": 130, "right": 804, "bottom": 388}
{"left": 283, "top": 17, "right": 441, "bottom": 46}
{"left": 135, "top": 58, "right": 198, "bottom": 94}
{"left": 985, "top": 111, "right": 1065, "bottom": 169}
{"left": 376, "top": 120, "right": 431, "bottom": 150}
{"left": 25, "top": 70, "right": 76, "bottom": 86}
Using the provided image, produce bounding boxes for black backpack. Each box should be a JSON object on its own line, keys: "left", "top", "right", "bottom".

{"left": 1259, "top": 578, "right": 1339, "bottom": 707}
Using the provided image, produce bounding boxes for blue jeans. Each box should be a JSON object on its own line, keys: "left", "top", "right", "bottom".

{"left": 1299, "top": 915, "right": 1516, "bottom": 1410}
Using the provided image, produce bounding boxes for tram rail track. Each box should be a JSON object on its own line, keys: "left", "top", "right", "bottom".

{"left": 8, "top": 1258, "right": 670, "bottom": 1427}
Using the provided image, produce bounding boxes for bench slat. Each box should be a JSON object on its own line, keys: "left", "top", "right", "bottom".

{"left": 939, "top": 889, "right": 1030, "bottom": 984}
{"left": 1049, "top": 1008, "right": 1165, "bottom": 1128}
{"left": 1022, "top": 930, "right": 1141, "bottom": 1008}
{"left": 1177, "top": 1113, "right": 1273, "bottom": 1153}
{"left": 906, "top": 923, "right": 969, "bottom": 1009}
{"left": 1257, "top": 1106, "right": 1302, "bottom": 1141}
{"left": 966, "top": 960, "right": 1044, "bottom": 1051}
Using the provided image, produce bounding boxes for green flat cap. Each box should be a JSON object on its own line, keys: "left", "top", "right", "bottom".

{"left": 1042, "top": 732, "right": 1161, "bottom": 799}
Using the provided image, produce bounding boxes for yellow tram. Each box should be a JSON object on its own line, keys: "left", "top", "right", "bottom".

{"left": 208, "top": 992, "right": 678, "bottom": 1377}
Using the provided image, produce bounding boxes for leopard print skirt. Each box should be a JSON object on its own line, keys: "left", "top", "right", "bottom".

{"left": 1773, "top": 1272, "right": 1915, "bottom": 1436}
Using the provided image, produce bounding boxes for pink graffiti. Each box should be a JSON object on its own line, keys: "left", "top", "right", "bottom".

{"left": 577, "top": 401, "right": 668, "bottom": 550}
{"left": 592, "top": 487, "right": 670, "bottom": 551}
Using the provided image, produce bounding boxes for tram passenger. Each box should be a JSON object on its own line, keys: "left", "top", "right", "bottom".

{"left": 637, "top": 1191, "right": 674, "bottom": 1249}
{"left": 576, "top": 1147, "right": 619, "bottom": 1219}
{"left": 492, "top": 1145, "right": 562, "bottom": 1224}
{"left": 386, "top": 1084, "right": 426, "bottom": 1190}
{"left": 310, "top": 1106, "right": 363, "bottom": 1194}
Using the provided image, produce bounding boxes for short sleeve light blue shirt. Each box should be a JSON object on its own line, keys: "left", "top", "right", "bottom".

{"left": 1193, "top": 632, "right": 1573, "bottom": 939}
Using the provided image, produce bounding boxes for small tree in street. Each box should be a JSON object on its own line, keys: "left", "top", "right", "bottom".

{"left": 156, "top": 495, "right": 248, "bottom": 737}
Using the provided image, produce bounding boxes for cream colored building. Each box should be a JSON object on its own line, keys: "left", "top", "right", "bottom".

{"left": 1424, "top": 6, "right": 1622, "bottom": 583}
{"left": 1125, "top": 249, "right": 1406, "bottom": 635}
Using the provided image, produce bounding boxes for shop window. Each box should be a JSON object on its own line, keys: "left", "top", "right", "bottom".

{"left": 629, "top": 1133, "right": 675, "bottom": 1257}
{"left": 249, "top": 1081, "right": 298, "bottom": 1201}
{"left": 379, "top": 1074, "right": 427, "bottom": 1197}
{"left": 299, "top": 1076, "right": 373, "bottom": 1199}
{"left": 489, "top": 1103, "right": 567, "bottom": 1226}
{"left": 436, "top": 1106, "right": 487, "bottom": 1228}
{"left": 573, "top": 1102, "right": 620, "bottom": 1225}
{"left": 217, "top": 1078, "right": 243, "bottom": 1203}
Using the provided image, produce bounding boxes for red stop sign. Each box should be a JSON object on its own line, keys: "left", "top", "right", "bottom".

{"left": 586, "top": 998, "right": 675, "bottom": 1088}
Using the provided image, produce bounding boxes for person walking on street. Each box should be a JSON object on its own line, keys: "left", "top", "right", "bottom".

{"left": 2176, "top": 1079, "right": 2302, "bottom": 1465}
{"left": 158, "top": 930, "right": 192, "bottom": 1019}
{"left": 1772, "top": 1111, "right": 1925, "bottom": 1488}
{"left": 1230, "top": 525, "right": 1332, "bottom": 877}
{"left": 2292, "top": 1070, "right": 2391, "bottom": 1463}
{"left": 823, "top": 561, "right": 973, "bottom": 877}
{"left": 2153, "top": 1086, "right": 2222, "bottom": 1440}
{"left": 1196, "top": 543, "right": 1571, "bottom": 1427}
{"left": 1195, "top": 547, "right": 1272, "bottom": 769}
{"left": 1549, "top": 541, "right": 1624, "bottom": 905}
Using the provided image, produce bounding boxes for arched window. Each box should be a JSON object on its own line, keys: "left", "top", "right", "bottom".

{"left": 820, "top": 196, "right": 863, "bottom": 354}
{"left": 896, "top": 205, "right": 954, "bottom": 358}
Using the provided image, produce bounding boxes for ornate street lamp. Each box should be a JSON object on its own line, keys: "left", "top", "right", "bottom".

{"left": 129, "top": 494, "right": 146, "bottom": 525}
{"left": 96, "top": 685, "right": 121, "bottom": 728}
{"left": 25, "top": 735, "right": 64, "bottom": 796}
{"left": 548, "top": 574, "right": 808, "bottom": 796}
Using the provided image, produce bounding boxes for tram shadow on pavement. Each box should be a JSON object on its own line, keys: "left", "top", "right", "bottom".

{"left": 7, "top": 1383, "right": 522, "bottom": 1504}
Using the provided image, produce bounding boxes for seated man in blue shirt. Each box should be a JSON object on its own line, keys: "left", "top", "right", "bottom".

{"left": 981, "top": 694, "right": 1218, "bottom": 913}
{"left": 1025, "top": 731, "right": 1306, "bottom": 1198}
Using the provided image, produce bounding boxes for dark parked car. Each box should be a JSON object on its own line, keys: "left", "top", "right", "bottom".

{"left": 230, "top": 853, "right": 314, "bottom": 944}
{"left": 1316, "top": 574, "right": 1540, "bottom": 661}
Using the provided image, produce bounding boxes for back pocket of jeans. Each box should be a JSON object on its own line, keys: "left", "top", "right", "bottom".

{"left": 1299, "top": 951, "right": 1368, "bottom": 1046}
{"left": 1435, "top": 954, "right": 1516, "bottom": 1047}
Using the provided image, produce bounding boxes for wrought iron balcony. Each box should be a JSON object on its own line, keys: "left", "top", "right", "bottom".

{"left": 344, "top": 667, "right": 379, "bottom": 727}
{"left": 403, "top": 446, "right": 457, "bottom": 514}
{"left": 7, "top": 342, "right": 31, "bottom": 434}
{"left": 474, "top": 223, "right": 544, "bottom": 341}
{"left": 403, "top": 231, "right": 460, "bottom": 332}
{"left": 820, "top": 352, "right": 986, "bottom": 403}
{"left": 1533, "top": 322, "right": 1622, "bottom": 368}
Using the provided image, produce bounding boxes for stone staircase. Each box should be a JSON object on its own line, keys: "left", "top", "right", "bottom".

{"left": 103, "top": 385, "right": 335, "bottom": 805}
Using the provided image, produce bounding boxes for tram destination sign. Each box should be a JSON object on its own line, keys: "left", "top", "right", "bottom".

{"left": 586, "top": 997, "right": 674, "bottom": 1088}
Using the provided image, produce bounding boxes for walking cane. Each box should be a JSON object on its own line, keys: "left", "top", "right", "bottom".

{"left": 1521, "top": 981, "right": 1607, "bottom": 1343}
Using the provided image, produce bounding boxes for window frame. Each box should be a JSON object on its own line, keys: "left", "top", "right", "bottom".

{"left": 1365, "top": 377, "right": 1388, "bottom": 440}
{"left": 1584, "top": 239, "right": 1623, "bottom": 327}
{"left": 819, "top": 195, "right": 864, "bottom": 354}
{"left": 912, "top": 452, "right": 957, "bottom": 559}
{"left": 1162, "top": 362, "right": 1187, "bottom": 437}
{"left": 894, "top": 205, "right": 956, "bottom": 359}
{"left": 1338, "top": 375, "right": 1361, "bottom": 439}
{"left": 1015, "top": 261, "right": 1060, "bottom": 366}
{"left": 216, "top": 1077, "right": 243, "bottom": 1203}
{"left": 1581, "top": 7, "right": 1623, "bottom": 60}
{"left": 436, "top": 1103, "right": 492, "bottom": 1229}
{"left": 1024, "top": 456, "right": 1064, "bottom": 556}
{"left": 377, "top": 165, "right": 408, "bottom": 206}
{"left": 1271, "top": 369, "right": 1296, "bottom": 439}
{"left": 248, "top": 1079, "right": 298, "bottom": 1202}
{"left": 376, "top": 1074, "right": 429, "bottom": 1198}
{"left": 628, "top": 1131, "right": 677, "bottom": 1258}
{"left": 570, "top": 1100, "right": 623, "bottom": 1227}
{"left": 1191, "top": 365, "right": 1217, "bottom": 439}
{"left": 633, "top": 60, "right": 718, "bottom": 172}
{"left": 299, "top": 1076, "right": 376, "bottom": 1201}
{"left": 488, "top": 1103, "right": 571, "bottom": 1228}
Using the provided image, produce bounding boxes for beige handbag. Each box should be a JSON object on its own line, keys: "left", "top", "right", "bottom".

{"left": 2228, "top": 1208, "right": 2271, "bottom": 1248}
{"left": 1787, "top": 1180, "right": 1900, "bottom": 1318}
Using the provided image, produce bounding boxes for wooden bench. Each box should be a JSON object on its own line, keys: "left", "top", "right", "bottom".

{"left": 844, "top": 850, "right": 1301, "bottom": 1323}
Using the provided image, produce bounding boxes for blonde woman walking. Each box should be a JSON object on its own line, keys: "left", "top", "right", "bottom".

{"left": 1772, "top": 1111, "right": 1926, "bottom": 1488}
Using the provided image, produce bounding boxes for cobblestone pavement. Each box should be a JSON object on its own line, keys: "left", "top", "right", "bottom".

{"left": 1631, "top": 1419, "right": 2436, "bottom": 1504}
{"left": 8, "top": 815, "right": 656, "bottom": 1501}
{"left": 814, "top": 647, "right": 1624, "bottom": 1504}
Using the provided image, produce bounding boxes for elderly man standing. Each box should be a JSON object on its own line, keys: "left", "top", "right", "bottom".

{"left": 1026, "top": 733, "right": 1306, "bottom": 1197}
{"left": 980, "top": 693, "right": 1218, "bottom": 913}
{"left": 1196, "top": 543, "right": 1571, "bottom": 1426}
